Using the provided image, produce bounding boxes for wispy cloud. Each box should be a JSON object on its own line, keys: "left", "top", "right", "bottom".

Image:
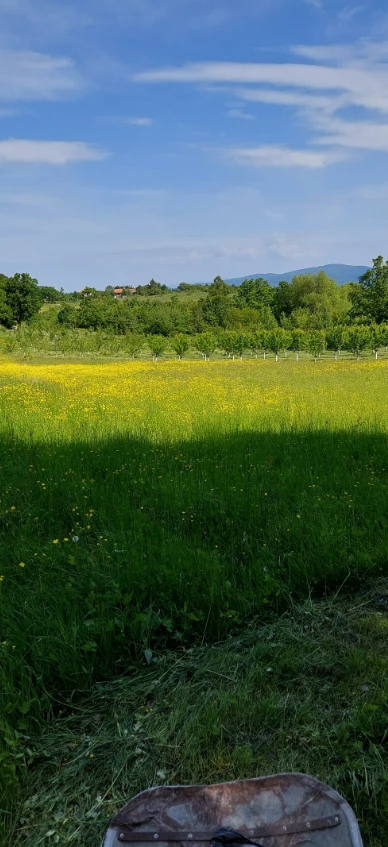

{"left": 0, "top": 50, "right": 82, "bottom": 100}
{"left": 133, "top": 60, "right": 358, "bottom": 86}
{"left": 226, "top": 107, "right": 254, "bottom": 120}
{"left": 133, "top": 43, "right": 388, "bottom": 159}
{"left": 132, "top": 58, "right": 388, "bottom": 114}
{"left": 123, "top": 116, "right": 154, "bottom": 126}
{"left": 264, "top": 233, "right": 309, "bottom": 260}
{"left": 315, "top": 117, "right": 388, "bottom": 151}
{"left": 229, "top": 145, "right": 344, "bottom": 168}
{"left": 0, "top": 0, "right": 231, "bottom": 44}
{"left": 233, "top": 86, "right": 341, "bottom": 114}
{"left": 0, "top": 139, "right": 107, "bottom": 164}
{"left": 338, "top": 5, "right": 365, "bottom": 23}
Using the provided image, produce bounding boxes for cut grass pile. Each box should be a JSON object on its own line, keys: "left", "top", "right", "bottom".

{"left": 1, "top": 357, "right": 388, "bottom": 844}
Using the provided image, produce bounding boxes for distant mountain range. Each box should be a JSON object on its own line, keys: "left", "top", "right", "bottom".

{"left": 222, "top": 264, "right": 370, "bottom": 287}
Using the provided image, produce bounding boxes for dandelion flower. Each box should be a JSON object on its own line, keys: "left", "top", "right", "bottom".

{"left": 19, "top": 562, "right": 25, "bottom": 568}
{"left": 72, "top": 535, "right": 79, "bottom": 543}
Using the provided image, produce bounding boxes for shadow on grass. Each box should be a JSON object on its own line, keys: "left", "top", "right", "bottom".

{"left": 1, "top": 427, "right": 387, "bottom": 704}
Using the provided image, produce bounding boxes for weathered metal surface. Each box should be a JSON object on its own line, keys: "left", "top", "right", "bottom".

{"left": 115, "top": 815, "right": 341, "bottom": 840}
{"left": 102, "top": 774, "right": 364, "bottom": 847}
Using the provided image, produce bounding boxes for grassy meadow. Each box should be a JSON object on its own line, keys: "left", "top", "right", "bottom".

{"left": 1, "top": 356, "right": 388, "bottom": 845}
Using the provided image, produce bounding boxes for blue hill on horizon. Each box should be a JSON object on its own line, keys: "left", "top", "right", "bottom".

{"left": 222, "top": 263, "right": 370, "bottom": 287}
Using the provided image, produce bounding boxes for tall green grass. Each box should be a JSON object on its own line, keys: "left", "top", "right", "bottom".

{"left": 1, "top": 429, "right": 387, "bottom": 713}
{"left": 1, "top": 359, "right": 388, "bottom": 843}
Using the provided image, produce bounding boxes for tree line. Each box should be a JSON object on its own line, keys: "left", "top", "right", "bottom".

{"left": 0, "top": 257, "right": 388, "bottom": 342}
{"left": 2, "top": 322, "right": 388, "bottom": 362}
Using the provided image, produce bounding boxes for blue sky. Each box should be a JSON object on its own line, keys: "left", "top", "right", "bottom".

{"left": 1, "top": 0, "right": 388, "bottom": 290}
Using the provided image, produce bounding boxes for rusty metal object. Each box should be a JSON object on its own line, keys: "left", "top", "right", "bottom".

{"left": 102, "top": 773, "right": 364, "bottom": 847}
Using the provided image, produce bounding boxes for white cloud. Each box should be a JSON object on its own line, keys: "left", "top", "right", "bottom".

{"left": 226, "top": 107, "right": 254, "bottom": 119}
{"left": 132, "top": 60, "right": 372, "bottom": 90}
{"left": 0, "top": 139, "right": 107, "bottom": 164}
{"left": 338, "top": 5, "right": 365, "bottom": 23}
{"left": 233, "top": 86, "right": 342, "bottom": 114}
{"left": 123, "top": 116, "right": 154, "bottom": 126}
{"left": 264, "top": 233, "right": 309, "bottom": 260}
{"left": 0, "top": 50, "right": 82, "bottom": 100}
{"left": 0, "top": 0, "right": 231, "bottom": 44}
{"left": 291, "top": 41, "right": 388, "bottom": 62}
{"left": 229, "top": 144, "right": 344, "bottom": 168}
{"left": 316, "top": 117, "right": 388, "bottom": 151}
{"left": 133, "top": 57, "right": 388, "bottom": 114}
{"left": 133, "top": 45, "right": 388, "bottom": 157}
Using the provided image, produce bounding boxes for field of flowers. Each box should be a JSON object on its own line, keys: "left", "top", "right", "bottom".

{"left": 1, "top": 356, "right": 388, "bottom": 438}
{"left": 1, "top": 356, "right": 388, "bottom": 845}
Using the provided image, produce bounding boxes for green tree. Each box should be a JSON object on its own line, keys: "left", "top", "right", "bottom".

{"left": 260, "top": 330, "right": 271, "bottom": 359}
{"left": 5, "top": 273, "right": 42, "bottom": 326}
{"left": 378, "top": 324, "right": 388, "bottom": 352}
{"left": 370, "top": 325, "right": 384, "bottom": 360}
{"left": 257, "top": 305, "right": 278, "bottom": 330}
{"left": 195, "top": 332, "right": 217, "bottom": 360}
{"left": 272, "top": 280, "right": 293, "bottom": 322}
{"left": 4, "top": 332, "right": 18, "bottom": 353}
{"left": 143, "top": 303, "right": 173, "bottom": 336}
{"left": 221, "top": 330, "right": 238, "bottom": 360}
{"left": 224, "top": 305, "right": 260, "bottom": 332}
{"left": 249, "top": 329, "right": 263, "bottom": 358}
{"left": 349, "top": 256, "right": 388, "bottom": 323}
{"left": 203, "top": 292, "right": 229, "bottom": 328}
{"left": 290, "top": 329, "right": 306, "bottom": 361}
{"left": 208, "top": 275, "right": 230, "bottom": 297}
{"left": 189, "top": 300, "right": 206, "bottom": 333}
{"left": 346, "top": 326, "right": 371, "bottom": 360}
{"left": 172, "top": 334, "right": 189, "bottom": 360}
{"left": 268, "top": 328, "right": 290, "bottom": 361}
{"left": 124, "top": 333, "right": 144, "bottom": 360}
{"left": 234, "top": 332, "right": 248, "bottom": 360}
{"left": 0, "top": 275, "right": 12, "bottom": 327}
{"left": 306, "top": 330, "right": 326, "bottom": 362}
{"left": 250, "top": 329, "right": 272, "bottom": 359}
{"left": 236, "top": 277, "right": 273, "bottom": 310}
{"left": 326, "top": 326, "right": 348, "bottom": 360}
{"left": 148, "top": 335, "right": 166, "bottom": 361}
{"left": 80, "top": 287, "right": 100, "bottom": 298}
{"left": 57, "top": 305, "right": 78, "bottom": 328}
{"left": 78, "top": 297, "right": 117, "bottom": 331}
{"left": 147, "top": 278, "right": 168, "bottom": 296}
{"left": 39, "top": 286, "right": 64, "bottom": 303}
{"left": 221, "top": 330, "right": 247, "bottom": 360}
{"left": 290, "top": 270, "right": 347, "bottom": 328}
